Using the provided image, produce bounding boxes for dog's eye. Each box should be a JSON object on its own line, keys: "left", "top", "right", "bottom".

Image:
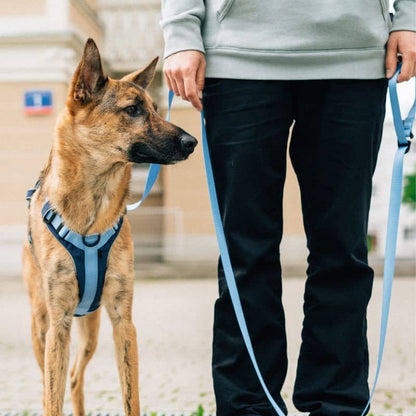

{"left": 124, "top": 105, "right": 140, "bottom": 117}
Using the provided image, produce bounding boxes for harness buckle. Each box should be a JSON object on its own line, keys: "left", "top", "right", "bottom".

{"left": 401, "top": 120, "right": 414, "bottom": 154}
{"left": 398, "top": 139, "right": 412, "bottom": 154}
{"left": 44, "top": 210, "right": 57, "bottom": 225}
{"left": 402, "top": 138, "right": 412, "bottom": 154}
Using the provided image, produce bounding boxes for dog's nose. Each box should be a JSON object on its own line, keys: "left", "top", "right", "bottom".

{"left": 180, "top": 133, "right": 198, "bottom": 153}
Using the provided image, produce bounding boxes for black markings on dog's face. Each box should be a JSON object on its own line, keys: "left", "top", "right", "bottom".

{"left": 82, "top": 78, "right": 197, "bottom": 165}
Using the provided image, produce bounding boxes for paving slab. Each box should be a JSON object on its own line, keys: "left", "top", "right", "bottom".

{"left": 0, "top": 276, "right": 415, "bottom": 414}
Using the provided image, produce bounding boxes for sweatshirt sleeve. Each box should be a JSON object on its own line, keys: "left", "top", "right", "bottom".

{"left": 391, "top": 0, "right": 416, "bottom": 32}
{"left": 160, "top": 0, "right": 206, "bottom": 59}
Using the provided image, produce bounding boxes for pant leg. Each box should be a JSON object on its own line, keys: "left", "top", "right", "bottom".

{"left": 289, "top": 79, "right": 388, "bottom": 416}
{"left": 203, "top": 78, "right": 294, "bottom": 416}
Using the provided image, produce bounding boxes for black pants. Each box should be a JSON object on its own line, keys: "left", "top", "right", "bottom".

{"left": 202, "top": 78, "right": 388, "bottom": 416}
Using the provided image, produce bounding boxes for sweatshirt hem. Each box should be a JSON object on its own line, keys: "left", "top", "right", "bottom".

{"left": 204, "top": 48, "right": 387, "bottom": 80}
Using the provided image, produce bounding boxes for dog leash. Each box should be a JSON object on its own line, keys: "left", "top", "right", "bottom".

{"left": 133, "top": 66, "right": 415, "bottom": 413}
{"left": 361, "top": 63, "right": 415, "bottom": 415}
{"left": 200, "top": 69, "right": 415, "bottom": 414}
{"left": 199, "top": 101, "right": 286, "bottom": 415}
{"left": 142, "top": 90, "right": 284, "bottom": 414}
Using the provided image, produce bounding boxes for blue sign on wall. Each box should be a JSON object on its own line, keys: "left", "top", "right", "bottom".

{"left": 24, "top": 90, "right": 53, "bottom": 115}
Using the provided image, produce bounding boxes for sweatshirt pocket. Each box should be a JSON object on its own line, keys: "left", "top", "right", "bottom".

{"left": 211, "top": 0, "right": 390, "bottom": 53}
{"left": 217, "top": 0, "right": 236, "bottom": 22}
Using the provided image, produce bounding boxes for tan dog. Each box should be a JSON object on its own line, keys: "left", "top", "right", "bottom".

{"left": 22, "top": 38, "right": 197, "bottom": 416}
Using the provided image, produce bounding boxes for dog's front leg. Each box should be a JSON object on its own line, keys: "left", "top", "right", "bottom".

{"left": 105, "top": 282, "right": 140, "bottom": 416}
{"left": 113, "top": 319, "right": 140, "bottom": 416}
{"left": 44, "top": 276, "right": 77, "bottom": 416}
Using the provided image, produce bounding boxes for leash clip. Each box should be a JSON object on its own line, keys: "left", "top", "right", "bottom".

{"left": 401, "top": 120, "right": 413, "bottom": 154}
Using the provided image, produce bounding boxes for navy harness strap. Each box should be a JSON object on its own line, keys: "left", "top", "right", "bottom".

{"left": 26, "top": 180, "right": 40, "bottom": 208}
{"left": 41, "top": 201, "right": 123, "bottom": 316}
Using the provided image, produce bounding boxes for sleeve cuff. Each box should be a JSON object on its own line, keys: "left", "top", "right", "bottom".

{"left": 161, "top": 19, "right": 205, "bottom": 59}
{"left": 391, "top": 0, "right": 416, "bottom": 32}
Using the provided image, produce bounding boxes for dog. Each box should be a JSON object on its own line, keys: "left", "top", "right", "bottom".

{"left": 22, "top": 38, "right": 197, "bottom": 416}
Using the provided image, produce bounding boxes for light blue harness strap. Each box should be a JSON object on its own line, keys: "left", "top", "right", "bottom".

{"left": 126, "top": 91, "right": 175, "bottom": 211}
{"left": 362, "top": 64, "right": 415, "bottom": 415}
{"left": 76, "top": 247, "right": 100, "bottom": 315}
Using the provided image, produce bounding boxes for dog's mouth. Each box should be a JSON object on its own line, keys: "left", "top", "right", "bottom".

{"left": 128, "top": 133, "right": 197, "bottom": 165}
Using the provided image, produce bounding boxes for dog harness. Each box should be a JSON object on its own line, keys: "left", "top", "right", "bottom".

{"left": 26, "top": 186, "right": 123, "bottom": 317}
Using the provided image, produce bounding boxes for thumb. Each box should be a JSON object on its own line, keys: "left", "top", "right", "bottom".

{"left": 196, "top": 59, "right": 206, "bottom": 101}
{"left": 385, "top": 36, "right": 399, "bottom": 79}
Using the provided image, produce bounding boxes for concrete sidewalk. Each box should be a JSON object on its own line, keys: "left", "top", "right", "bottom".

{"left": 0, "top": 276, "right": 415, "bottom": 414}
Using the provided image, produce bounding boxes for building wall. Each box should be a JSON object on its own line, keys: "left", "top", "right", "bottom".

{"left": 0, "top": 82, "right": 68, "bottom": 225}
{"left": 0, "top": 0, "right": 103, "bottom": 277}
{"left": 0, "top": 0, "right": 46, "bottom": 15}
{"left": 0, "top": 0, "right": 103, "bottom": 228}
{"left": 69, "top": 0, "right": 102, "bottom": 45}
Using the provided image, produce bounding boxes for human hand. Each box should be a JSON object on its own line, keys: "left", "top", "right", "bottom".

{"left": 386, "top": 30, "right": 416, "bottom": 82}
{"left": 163, "top": 50, "right": 206, "bottom": 111}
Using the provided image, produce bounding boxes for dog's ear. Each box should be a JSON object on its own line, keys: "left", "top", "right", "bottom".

{"left": 71, "top": 38, "right": 107, "bottom": 105}
{"left": 121, "top": 57, "right": 159, "bottom": 89}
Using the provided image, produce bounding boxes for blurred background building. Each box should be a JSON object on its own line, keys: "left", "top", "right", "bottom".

{"left": 0, "top": 0, "right": 414, "bottom": 277}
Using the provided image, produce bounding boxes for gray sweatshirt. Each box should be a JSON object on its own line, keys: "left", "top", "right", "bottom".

{"left": 161, "top": 0, "right": 416, "bottom": 80}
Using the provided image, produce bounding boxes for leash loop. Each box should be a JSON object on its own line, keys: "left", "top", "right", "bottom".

{"left": 389, "top": 63, "right": 416, "bottom": 153}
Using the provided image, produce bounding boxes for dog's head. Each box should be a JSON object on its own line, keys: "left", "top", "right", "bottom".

{"left": 65, "top": 38, "right": 197, "bottom": 165}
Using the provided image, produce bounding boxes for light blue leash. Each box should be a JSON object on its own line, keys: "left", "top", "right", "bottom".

{"left": 132, "top": 66, "right": 415, "bottom": 413}
{"left": 199, "top": 106, "right": 286, "bottom": 415}
{"left": 362, "top": 64, "right": 415, "bottom": 415}
{"left": 127, "top": 90, "right": 285, "bottom": 413}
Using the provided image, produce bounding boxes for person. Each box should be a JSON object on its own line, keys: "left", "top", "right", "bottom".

{"left": 160, "top": 1, "right": 416, "bottom": 415}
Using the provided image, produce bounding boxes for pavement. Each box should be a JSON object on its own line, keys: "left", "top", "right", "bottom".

{"left": 0, "top": 274, "right": 415, "bottom": 415}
